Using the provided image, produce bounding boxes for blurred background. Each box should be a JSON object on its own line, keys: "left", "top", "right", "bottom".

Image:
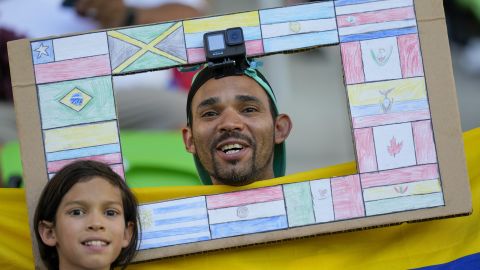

{"left": 1, "top": 0, "right": 479, "bottom": 187}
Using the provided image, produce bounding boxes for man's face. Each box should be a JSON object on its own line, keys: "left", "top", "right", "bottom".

{"left": 183, "top": 75, "right": 291, "bottom": 186}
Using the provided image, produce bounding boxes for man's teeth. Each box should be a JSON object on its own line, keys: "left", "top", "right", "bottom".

{"left": 221, "top": 144, "right": 243, "bottom": 154}
{"left": 84, "top": 240, "right": 107, "bottom": 247}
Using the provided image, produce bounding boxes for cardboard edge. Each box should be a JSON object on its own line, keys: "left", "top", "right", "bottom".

{"left": 7, "top": 39, "right": 48, "bottom": 269}
{"left": 414, "top": 0, "right": 472, "bottom": 214}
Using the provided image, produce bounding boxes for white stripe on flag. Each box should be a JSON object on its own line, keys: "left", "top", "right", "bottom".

{"left": 335, "top": 0, "right": 413, "bottom": 16}
{"left": 261, "top": 18, "right": 337, "bottom": 39}
{"left": 310, "top": 179, "right": 334, "bottom": 223}
{"left": 141, "top": 196, "right": 205, "bottom": 209}
{"left": 208, "top": 200, "right": 286, "bottom": 224}
{"left": 53, "top": 32, "right": 109, "bottom": 61}
{"left": 339, "top": 19, "right": 416, "bottom": 36}
{"left": 146, "top": 219, "right": 209, "bottom": 232}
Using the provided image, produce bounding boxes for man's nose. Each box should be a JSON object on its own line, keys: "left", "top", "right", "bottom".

{"left": 218, "top": 108, "right": 244, "bottom": 132}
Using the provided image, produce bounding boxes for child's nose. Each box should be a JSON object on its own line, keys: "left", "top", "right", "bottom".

{"left": 87, "top": 213, "right": 105, "bottom": 231}
{"left": 88, "top": 223, "right": 105, "bottom": 231}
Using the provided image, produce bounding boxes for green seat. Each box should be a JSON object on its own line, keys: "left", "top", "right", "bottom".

{"left": 0, "top": 141, "right": 23, "bottom": 187}
{"left": 0, "top": 131, "right": 201, "bottom": 188}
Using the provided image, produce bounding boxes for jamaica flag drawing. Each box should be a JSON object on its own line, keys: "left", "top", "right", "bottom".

{"left": 108, "top": 22, "right": 187, "bottom": 74}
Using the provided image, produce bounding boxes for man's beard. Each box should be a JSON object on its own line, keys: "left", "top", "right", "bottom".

{"left": 206, "top": 131, "right": 273, "bottom": 186}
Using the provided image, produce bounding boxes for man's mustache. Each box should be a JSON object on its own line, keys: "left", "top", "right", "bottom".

{"left": 210, "top": 131, "right": 254, "bottom": 150}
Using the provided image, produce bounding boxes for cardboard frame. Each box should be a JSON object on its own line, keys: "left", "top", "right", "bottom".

{"left": 7, "top": 0, "right": 471, "bottom": 267}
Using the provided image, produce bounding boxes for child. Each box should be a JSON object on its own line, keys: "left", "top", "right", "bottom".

{"left": 34, "top": 160, "right": 140, "bottom": 270}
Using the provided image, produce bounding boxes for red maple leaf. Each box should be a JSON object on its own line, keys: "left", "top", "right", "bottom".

{"left": 387, "top": 137, "right": 403, "bottom": 157}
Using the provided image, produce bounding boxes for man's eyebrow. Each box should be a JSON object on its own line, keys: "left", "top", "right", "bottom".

{"left": 197, "top": 97, "right": 219, "bottom": 110}
{"left": 236, "top": 95, "right": 262, "bottom": 104}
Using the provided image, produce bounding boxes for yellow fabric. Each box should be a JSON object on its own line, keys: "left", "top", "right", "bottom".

{"left": 1, "top": 127, "right": 478, "bottom": 269}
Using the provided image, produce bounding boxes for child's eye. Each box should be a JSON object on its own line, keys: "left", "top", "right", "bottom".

{"left": 68, "top": 209, "right": 85, "bottom": 216}
{"left": 105, "top": 209, "right": 120, "bottom": 217}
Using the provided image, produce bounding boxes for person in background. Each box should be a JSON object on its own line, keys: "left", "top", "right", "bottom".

{"left": 74, "top": 0, "right": 203, "bottom": 28}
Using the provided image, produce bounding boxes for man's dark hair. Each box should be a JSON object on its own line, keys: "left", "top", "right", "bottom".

{"left": 33, "top": 160, "right": 140, "bottom": 270}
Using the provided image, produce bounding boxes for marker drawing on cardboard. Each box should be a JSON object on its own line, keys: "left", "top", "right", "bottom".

{"left": 139, "top": 196, "right": 211, "bottom": 249}
{"left": 32, "top": 32, "right": 112, "bottom": 84}
{"left": 108, "top": 22, "right": 187, "bottom": 74}
{"left": 260, "top": 1, "right": 339, "bottom": 53}
{"left": 8, "top": 0, "right": 471, "bottom": 265}
{"left": 335, "top": 0, "right": 417, "bottom": 42}
{"left": 207, "top": 186, "right": 288, "bottom": 239}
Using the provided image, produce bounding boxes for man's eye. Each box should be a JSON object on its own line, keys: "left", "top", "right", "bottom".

{"left": 201, "top": 111, "right": 218, "bottom": 118}
{"left": 243, "top": 107, "right": 258, "bottom": 113}
{"left": 68, "top": 209, "right": 85, "bottom": 216}
{"left": 105, "top": 209, "right": 119, "bottom": 217}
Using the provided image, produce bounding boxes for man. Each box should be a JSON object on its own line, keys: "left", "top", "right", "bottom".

{"left": 182, "top": 66, "right": 292, "bottom": 186}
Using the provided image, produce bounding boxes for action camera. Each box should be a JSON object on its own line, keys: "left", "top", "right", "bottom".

{"left": 204, "top": 27, "right": 246, "bottom": 63}
{"left": 203, "top": 27, "right": 248, "bottom": 76}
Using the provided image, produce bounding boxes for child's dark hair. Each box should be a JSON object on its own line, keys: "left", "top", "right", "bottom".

{"left": 33, "top": 160, "right": 139, "bottom": 270}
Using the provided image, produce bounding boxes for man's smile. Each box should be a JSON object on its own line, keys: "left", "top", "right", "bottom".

{"left": 220, "top": 143, "right": 244, "bottom": 154}
{"left": 215, "top": 138, "right": 252, "bottom": 163}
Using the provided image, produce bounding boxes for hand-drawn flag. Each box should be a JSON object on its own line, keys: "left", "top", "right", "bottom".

{"left": 108, "top": 22, "right": 187, "bottom": 74}
{"left": 361, "top": 164, "right": 444, "bottom": 216}
{"left": 331, "top": 175, "right": 365, "bottom": 220}
{"left": 310, "top": 179, "right": 335, "bottom": 223}
{"left": 43, "top": 121, "right": 123, "bottom": 177}
{"left": 139, "top": 196, "right": 211, "bottom": 249}
{"left": 37, "top": 76, "right": 116, "bottom": 129}
{"left": 335, "top": 0, "right": 417, "bottom": 43}
{"left": 347, "top": 77, "right": 431, "bottom": 128}
{"left": 372, "top": 122, "right": 417, "bottom": 171}
{"left": 283, "top": 182, "right": 315, "bottom": 227}
{"left": 31, "top": 32, "right": 111, "bottom": 84}
{"left": 260, "top": 1, "right": 338, "bottom": 53}
{"left": 341, "top": 34, "right": 424, "bottom": 84}
{"left": 206, "top": 186, "right": 288, "bottom": 239}
{"left": 183, "top": 11, "right": 264, "bottom": 63}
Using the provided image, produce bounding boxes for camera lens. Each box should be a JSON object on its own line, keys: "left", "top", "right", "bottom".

{"left": 226, "top": 28, "right": 244, "bottom": 46}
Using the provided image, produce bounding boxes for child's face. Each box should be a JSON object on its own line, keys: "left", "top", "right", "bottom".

{"left": 39, "top": 177, "right": 133, "bottom": 270}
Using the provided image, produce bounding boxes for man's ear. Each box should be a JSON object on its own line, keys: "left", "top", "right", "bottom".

{"left": 182, "top": 126, "right": 196, "bottom": 154}
{"left": 122, "top": 221, "right": 134, "bottom": 248}
{"left": 274, "top": 114, "right": 292, "bottom": 144}
{"left": 38, "top": 221, "right": 57, "bottom": 247}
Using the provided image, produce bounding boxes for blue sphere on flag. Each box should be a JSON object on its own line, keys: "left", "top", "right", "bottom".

{"left": 70, "top": 93, "right": 84, "bottom": 106}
